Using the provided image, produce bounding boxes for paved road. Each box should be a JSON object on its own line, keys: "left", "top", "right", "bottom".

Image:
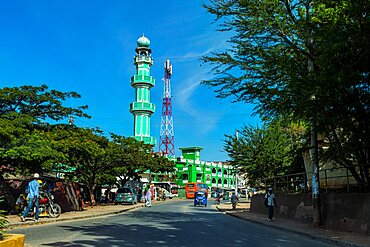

{"left": 9, "top": 200, "right": 337, "bottom": 247}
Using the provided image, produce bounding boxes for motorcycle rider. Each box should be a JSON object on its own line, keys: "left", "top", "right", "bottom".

{"left": 20, "top": 173, "right": 40, "bottom": 222}
{"left": 215, "top": 192, "right": 222, "bottom": 205}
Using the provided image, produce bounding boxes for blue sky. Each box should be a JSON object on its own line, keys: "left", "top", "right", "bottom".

{"left": 0, "top": 1, "right": 261, "bottom": 161}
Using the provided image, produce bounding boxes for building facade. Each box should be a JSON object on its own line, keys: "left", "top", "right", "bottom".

{"left": 154, "top": 147, "right": 236, "bottom": 189}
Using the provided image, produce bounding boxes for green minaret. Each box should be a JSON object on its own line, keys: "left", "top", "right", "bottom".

{"left": 129, "top": 35, "right": 156, "bottom": 145}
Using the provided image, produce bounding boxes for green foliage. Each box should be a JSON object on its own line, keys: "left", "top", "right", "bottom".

{"left": 0, "top": 85, "right": 90, "bottom": 210}
{"left": 203, "top": 0, "right": 370, "bottom": 188}
{"left": 107, "top": 134, "right": 175, "bottom": 187}
{"left": 0, "top": 84, "right": 89, "bottom": 120}
{"left": 0, "top": 197, "right": 8, "bottom": 240}
{"left": 225, "top": 121, "right": 306, "bottom": 187}
{"left": 49, "top": 126, "right": 110, "bottom": 204}
{"left": 0, "top": 84, "right": 91, "bottom": 175}
{"left": 202, "top": 0, "right": 316, "bottom": 120}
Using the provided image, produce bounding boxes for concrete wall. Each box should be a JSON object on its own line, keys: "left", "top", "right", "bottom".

{"left": 251, "top": 192, "right": 370, "bottom": 234}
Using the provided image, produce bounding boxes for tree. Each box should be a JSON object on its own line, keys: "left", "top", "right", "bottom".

{"left": 312, "top": 0, "right": 370, "bottom": 190}
{"left": 202, "top": 1, "right": 370, "bottom": 189}
{"left": 202, "top": 0, "right": 318, "bottom": 120}
{"left": 0, "top": 84, "right": 89, "bottom": 120}
{"left": 225, "top": 121, "right": 305, "bottom": 187}
{"left": 49, "top": 126, "right": 110, "bottom": 206}
{"left": 107, "top": 135, "right": 175, "bottom": 187}
{"left": 0, "top": 85, "right": 90, "bottom": 210}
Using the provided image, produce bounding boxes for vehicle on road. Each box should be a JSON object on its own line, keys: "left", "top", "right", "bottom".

{"left": 114, "top": 187, "right": 137, "bottom": 205}
{"left": 194, "top": 191, "right": 207, "bottom": 207}
{"left": 152, "top": 182, "right": 178, "bottom": 198}
{"left": 185, "top": 182, "right": 209, "bottom": 199}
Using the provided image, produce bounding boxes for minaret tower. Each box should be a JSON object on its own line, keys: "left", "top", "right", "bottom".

{"left": 130, "top": 34, "right": 156, "bottom": 145}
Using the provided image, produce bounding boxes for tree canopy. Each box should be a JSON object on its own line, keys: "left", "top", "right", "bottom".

{"left": 203, "top": 0, "right": 370, "bottom": 188}
{"left": 107, "top": 135, "right": 175, "bottom": 187}
{"left": 225, "top": 121, "right": 306, "bottom": 187}
{"left": 0, "top": 84, "right": 89, "bottom": 120}
{"left": 0, "top": 84, "right": 176, "bottom": 208}
{"left": 0, "top": 85, "right": 91, "bottom": 209}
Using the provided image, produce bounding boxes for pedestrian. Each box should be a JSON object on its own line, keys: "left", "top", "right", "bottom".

{"left": 137, "top": 187, "right": 142, "bottom": 203}
{"left": 145, "top": 185, "right": 152, "bottom": 207}
{"left": 231, "top": 192, "right": 238, "bottom": 210}
{"left": 264, "top": 187, "right": 278, "bottom": 221}
{"left": 20, "top": 173, "right": 40, "bottom": 222}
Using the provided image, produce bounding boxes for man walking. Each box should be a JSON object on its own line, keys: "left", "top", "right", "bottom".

{"left": 20, "top": 173, "right": 40, "bottom": 222}
{"left": 231, "top": 192, "right": 238, "bottom": 210}
{"left": 264, "top": 187, "right": 277, "bottom": 221}
{"left": 145, "top": 185, "right": 152, "bottom": 207}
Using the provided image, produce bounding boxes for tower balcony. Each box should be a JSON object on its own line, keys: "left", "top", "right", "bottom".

{"left": 130, "top": 102, "right": 155, "bottom": 114}
{"left": 131, "top": 75, "right": 155, "bottom": 87}
{"left": 134, "top": 55, "right": 153, "bottom": 64}
{"left": 132, "top": 135, "right": 156, "bottom": 146}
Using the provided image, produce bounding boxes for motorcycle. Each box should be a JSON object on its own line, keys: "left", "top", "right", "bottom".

{"left": 215, "top": 197, "right": 221, "bottom": 205}
{"left": 215, "top": 193, "right": 222, "bottom": 205}
{"left": 18, "top": 191, "right": 62, "bottom": 218}
{"left": 232, "top": 201, "right": 237, "bottom": 210}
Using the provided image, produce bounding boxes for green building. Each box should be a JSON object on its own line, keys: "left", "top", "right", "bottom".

{"left": 154, "top": 147, "right": 236, "bottom": 189}
{"left": 130, "top": 35, "right": 156, "bottom": 145}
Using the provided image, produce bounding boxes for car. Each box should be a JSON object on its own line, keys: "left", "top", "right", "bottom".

{"left": 114, "top": 187, "right": 137, "bottom": 205}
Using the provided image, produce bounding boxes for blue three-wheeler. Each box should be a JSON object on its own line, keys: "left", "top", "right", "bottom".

{"left": 194, "top": 191, "right": 207, "bottom": 207}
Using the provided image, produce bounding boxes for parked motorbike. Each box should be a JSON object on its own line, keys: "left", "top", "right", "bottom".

{"left": 17, "top": 191, "right": 62, "bottom": 218}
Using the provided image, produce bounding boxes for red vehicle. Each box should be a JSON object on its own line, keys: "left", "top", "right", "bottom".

{"left": 185, "top": 182, "right": 209, "bottom": 199}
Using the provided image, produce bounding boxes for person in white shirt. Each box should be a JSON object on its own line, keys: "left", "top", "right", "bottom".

{"left": 264, "top": 188, "right": 278, "bottom": 221}
{"left": 145, "top": 186, "right": 152, "bottom": 207}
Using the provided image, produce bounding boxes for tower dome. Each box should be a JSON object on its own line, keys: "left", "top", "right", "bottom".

{"left": 137, "top": 34, "right": 150, "bottom": 47}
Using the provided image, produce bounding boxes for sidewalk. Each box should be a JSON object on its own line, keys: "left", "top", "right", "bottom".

{"left": 6, "top": 202, "right": 146, "bottom": 229}
{"left": 216, "top": 200, "right": 370, "bottom": 247}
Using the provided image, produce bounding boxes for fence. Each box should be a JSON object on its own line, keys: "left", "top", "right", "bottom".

{"left": 262, "top": 165, "right": 366, "bottom": 194}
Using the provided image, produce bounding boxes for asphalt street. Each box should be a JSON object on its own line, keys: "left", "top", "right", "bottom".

{"left": 9, "top": 200, "right": 338, "bottom": 247}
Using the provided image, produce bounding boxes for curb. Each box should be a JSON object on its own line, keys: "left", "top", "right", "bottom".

{"left": 7, "top": 204, "right": 145, "bottom": 229}
{"left": 0, "top": 234, "right": 25, "bottom": 247}
{"left": 216, "top": 206, "right": 364, "bottom": 247}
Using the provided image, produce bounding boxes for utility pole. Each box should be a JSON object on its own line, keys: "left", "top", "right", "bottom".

{"left": 310, "top": 118, "right": 321, "bottom": 226}
{"left": 307, "top": 13, "right": 321, "bottom": 225}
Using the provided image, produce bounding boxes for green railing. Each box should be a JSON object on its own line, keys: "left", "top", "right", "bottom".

{"left": 131, "top": 75, "right": 155, "bottom": 87}
{"left": 260, "top": 165, "right": 366, "bottom": 194}
{"left": 133, "top": 136, "right": 156, "bottom": 145}
{"left": 135, "top": 56, "right": 153, "bottom": 63}
{"left": 130, "top": 102, "right": 155, "bottom": 113}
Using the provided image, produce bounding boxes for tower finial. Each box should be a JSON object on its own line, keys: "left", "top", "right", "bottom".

{"left": 137, "top": 34, "right": 150, "bottom": 47}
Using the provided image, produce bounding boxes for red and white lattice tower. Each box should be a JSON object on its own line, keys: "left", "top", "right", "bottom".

{"left": 159, "top": 59, "right": 175, "bottom": 156}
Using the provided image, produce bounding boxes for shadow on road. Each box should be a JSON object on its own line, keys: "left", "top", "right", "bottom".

{"left": 40, "top": 208, "right": 242, "bottom": 247}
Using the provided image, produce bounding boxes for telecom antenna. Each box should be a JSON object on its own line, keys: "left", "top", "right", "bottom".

{"left": 159, "top": 59, "right": 175, "bottom": 156}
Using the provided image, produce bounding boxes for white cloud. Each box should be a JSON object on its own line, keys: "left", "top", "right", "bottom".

{"left": 175, "top": 70, "right": 223, "bottom": 135}
{"left": 171, "top": 47, "right": 214, "bottom": 63}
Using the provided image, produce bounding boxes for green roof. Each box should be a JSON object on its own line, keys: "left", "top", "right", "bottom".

{"left": 179, "top": 147, "right": 203, "bottom": 151}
